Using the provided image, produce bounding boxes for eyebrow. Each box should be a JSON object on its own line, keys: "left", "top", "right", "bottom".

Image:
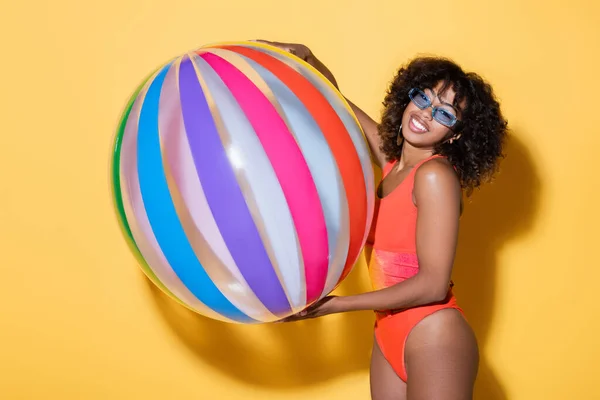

{"left": 430, "top": 88, "right": 459, "bottom": 112}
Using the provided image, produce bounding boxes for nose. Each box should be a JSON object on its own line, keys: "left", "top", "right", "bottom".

{"left": 419, "top": 105, "right": 434, "bottom": 121}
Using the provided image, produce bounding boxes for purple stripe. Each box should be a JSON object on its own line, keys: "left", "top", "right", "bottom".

{"left": 178, "top": 55, "right": 291, "bottom": 316}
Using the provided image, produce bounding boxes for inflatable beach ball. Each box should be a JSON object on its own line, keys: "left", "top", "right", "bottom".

{"left": 111, "top": 41, "right": 375, "bottom": 323}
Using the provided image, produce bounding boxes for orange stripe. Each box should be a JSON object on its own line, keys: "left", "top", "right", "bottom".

{"left": 214, "top": 45, "right": 368, "bottom": 281}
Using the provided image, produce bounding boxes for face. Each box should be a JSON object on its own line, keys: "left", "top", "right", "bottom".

{"left": 400, "top": 81, "right": 463, "bottom": 149}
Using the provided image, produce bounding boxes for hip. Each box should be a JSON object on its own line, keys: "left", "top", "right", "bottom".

{"left": 375, "top": 290, "right": 463, "bottom": 324}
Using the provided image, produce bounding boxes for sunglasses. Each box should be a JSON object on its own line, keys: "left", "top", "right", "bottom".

{"left": 409, "top": 88, "right": 462, "bottom": 131}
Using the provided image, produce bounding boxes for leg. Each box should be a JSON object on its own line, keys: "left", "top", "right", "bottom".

{"left": 370, "top": 336, "right": 407, "bottom": 400}
{"left": 405, "top": 309, "right": 479, "bottom": 400}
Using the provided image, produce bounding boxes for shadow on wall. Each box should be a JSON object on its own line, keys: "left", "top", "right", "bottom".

{"left": 453, "top": 133, "right": 541, "bottom": 400}
{"left": 145, "top": 133, "right": 540, "bottom": 395}
{"left": 147, "top": 251, "right": 375, "bottom": 388}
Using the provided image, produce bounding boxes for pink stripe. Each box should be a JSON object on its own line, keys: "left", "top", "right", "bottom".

{"left": 200, "top": 52, "right": 328, "bottom": 304}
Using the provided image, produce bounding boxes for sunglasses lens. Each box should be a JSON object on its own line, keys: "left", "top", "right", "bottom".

{"left": 411, "top": 90, "right": 430, "bottom": 109}
{"left": 434, "top": 109, "right": 457, "bottom": 127}
{"left": 410, "top": 88, "right": 459, "bottom": 128}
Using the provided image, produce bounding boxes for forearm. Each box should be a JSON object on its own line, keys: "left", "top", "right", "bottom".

{"left": 337, "top": 273, "right": 449, "bottom": 313}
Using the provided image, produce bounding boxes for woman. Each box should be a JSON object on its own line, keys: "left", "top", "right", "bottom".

{"left": 260, "top": 40, "right": 507, "bottom": 399}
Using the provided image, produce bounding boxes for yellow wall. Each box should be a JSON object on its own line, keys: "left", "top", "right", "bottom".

{"left": 2, "top": 0, "right": 599, "bottom": 398}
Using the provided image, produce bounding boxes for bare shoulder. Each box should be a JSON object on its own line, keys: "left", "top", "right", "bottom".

{"left": 413, "top": 158, "right": 461, "bottom": 203}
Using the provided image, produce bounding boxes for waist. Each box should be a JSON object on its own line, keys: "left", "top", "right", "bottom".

{"left": 375, "top": 289, "right": 459, "bottom": 319}
{"left": 368, "top": 249, "right": 419, "bottom": 290}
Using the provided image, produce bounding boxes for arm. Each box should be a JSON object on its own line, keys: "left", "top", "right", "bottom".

{"left": 337, "top": 159, "right": 462, "bottom": 312}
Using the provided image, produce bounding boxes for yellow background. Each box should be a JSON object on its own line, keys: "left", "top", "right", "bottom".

{"left": 1, "top": 0, "right": 599, "bottom": 399}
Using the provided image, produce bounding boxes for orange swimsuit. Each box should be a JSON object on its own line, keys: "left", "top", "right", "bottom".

{"left": 367, "top": 154, "right": 463, "bottom": 382}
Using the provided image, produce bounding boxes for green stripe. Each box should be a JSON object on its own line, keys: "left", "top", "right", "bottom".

{"left": 110, "top": 70, "right": 183, "bottom": 305}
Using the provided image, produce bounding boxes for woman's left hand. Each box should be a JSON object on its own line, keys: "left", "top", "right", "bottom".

{"left": 278, "top": 296, "right": 343, "bottom": 322}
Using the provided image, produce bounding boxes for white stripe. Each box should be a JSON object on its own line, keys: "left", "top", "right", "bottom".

{"left": 193, "top": 52, "right": 305, "bottom": 311}
{"left": 158, "top": 57, "right": 273, "bottom": 321}
{"left": 241, "top": 54, "right": 350, "bottom": 302}
{"left": 245, "top": 45, "right": 375, "bottom": 294}
{"left": 119, "top": 68, "right": 232, "bottom": 322}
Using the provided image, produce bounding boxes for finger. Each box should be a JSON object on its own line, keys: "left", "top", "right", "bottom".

{"left": 278, "top": 316, "right": 302, "bottom": 323}
{"left": 275, "top": 316, "right": 294, "bottom": 323}
{"left": 252, "top": 39, "right": 282, "bottom": 47}
{"left": 276, "top": 311, "right": 306, "bottom": 323}
{"left": 279, "top": 311, "right": 317, "bottom": 323}
{"left": 251, "top": 39, "right": 294, "bottom": 53}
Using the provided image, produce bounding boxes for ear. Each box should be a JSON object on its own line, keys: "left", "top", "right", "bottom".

{"left": 447, "top": 133, "right": 461, "bottom": 144}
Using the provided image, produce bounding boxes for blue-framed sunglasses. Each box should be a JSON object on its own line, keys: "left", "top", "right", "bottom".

{"left": 409, "top": 88, "right": 462, "bottom": 131}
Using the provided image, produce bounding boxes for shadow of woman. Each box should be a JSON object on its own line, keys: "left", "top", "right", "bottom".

{"left": 145, "top": 133, "right": 540, "bottom": 394}
{"left": 453, "top": 134, "right": 541, "bottom": 399}
{"left": 147, "top": 253, "right": 374, "bottom": 388}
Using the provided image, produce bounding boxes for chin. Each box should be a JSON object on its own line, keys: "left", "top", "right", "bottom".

{"left": 402, "top": 132, "right": 436, "bottom": 148}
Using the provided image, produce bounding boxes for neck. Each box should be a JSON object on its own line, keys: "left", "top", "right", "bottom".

{"left": 398, "top": 142, "right": 434, "bottom": 169}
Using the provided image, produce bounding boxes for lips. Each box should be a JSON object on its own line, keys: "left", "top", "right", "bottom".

{"left": 409, "top": 115, "right": 428, "bottom": 133}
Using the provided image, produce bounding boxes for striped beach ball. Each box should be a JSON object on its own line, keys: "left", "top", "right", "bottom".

{"left": 111, "top": 41, "right": 375, "bottom": 323}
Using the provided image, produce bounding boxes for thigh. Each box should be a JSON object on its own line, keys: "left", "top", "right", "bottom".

{"left": 405, "top": 309, "right": 479, "bottom": 400}
{"left": 370, "top": 336, "right": 407, "bottom": 400}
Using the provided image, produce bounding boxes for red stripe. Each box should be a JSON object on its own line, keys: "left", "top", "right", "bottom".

{"left": 199, "top": 51, "right": 329, "bottom": 304}
{"left": 219, "top": 45, "right": 368, "bottom": 283}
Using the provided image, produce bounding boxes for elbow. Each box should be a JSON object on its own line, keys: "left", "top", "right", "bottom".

{"left": 418, "top": 275, "right": 450, "bottom": 304}
{"left": 427, "top": 286, "right": 449, "bottom": 303}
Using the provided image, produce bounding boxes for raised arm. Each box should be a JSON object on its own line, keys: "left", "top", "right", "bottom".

{"left": 255, "top": 40, "right": 387, "bottom": 168}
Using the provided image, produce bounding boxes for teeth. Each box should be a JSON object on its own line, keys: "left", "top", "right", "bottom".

{"left": 412, "top": 118, "right": 427, "bottom": 131}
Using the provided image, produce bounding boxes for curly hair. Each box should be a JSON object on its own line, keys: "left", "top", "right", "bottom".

{"left": 378, "top": 57, "right": 508, "bottom": 195}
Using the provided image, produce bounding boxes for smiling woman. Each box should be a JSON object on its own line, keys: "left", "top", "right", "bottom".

{"left": 378, "top": 57, "right": 506, "bottom": 196}
{"left": 262, "top": 41, "right": 507, "bottom": 400}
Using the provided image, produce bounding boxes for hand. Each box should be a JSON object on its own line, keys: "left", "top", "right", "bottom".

{"left": 252, "top": 39, "right": 313, "bottom": 62}
{"left": 251, "top": 39, "right": 340, "bottom": 91}
{"left": 278, "top": 296, "right": 342, "bottom": 322}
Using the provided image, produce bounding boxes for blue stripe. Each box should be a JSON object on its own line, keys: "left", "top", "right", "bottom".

{"left": 136, "top": 63, "right": 254, "bottom": 323}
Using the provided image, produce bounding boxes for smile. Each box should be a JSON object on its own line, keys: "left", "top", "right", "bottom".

{"left": 409, "top": 117, "right": 428, "bottom": 133}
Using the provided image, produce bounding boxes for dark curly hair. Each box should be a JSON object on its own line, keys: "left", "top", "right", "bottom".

{"left": 378, "top": 57, "right": 508, "bottom": 195}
